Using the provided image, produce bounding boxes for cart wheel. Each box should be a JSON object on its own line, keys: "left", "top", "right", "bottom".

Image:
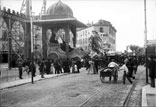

{"left": 100, "top": 74, "right": 105, "bottom": 83}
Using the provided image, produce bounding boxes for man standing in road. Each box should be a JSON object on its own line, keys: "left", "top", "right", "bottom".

{"left": 39, "top": 59, "right": 45, "bottom": 78}
{"left": 148, "top": 55, "right": 156, "bottom": 88}
{"left": 126, "top": 57, "right": 135, "bottom": 79}
{"left": 18, "top": 58, "right": 23, "bottom": 79}
{"left": 76, "top": 60, "right": 81, "bottom": 73}
{"left": 120, "top": 59, "right": 133, "bottom": 84}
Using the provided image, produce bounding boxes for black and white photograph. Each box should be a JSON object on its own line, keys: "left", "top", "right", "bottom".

{"left": 0, "top": 0, "right": 156, "bottom": 106}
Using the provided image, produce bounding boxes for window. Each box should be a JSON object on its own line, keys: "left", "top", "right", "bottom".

{"left": 99, "top": 27, "right": 104, "bottom": 33}
{"left": 85, "top": 30, "right": 87, "bottom": 36}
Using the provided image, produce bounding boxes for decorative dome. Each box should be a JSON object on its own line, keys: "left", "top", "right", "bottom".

{"left": 46, "top": 1, "right": 73, "bottom": 18}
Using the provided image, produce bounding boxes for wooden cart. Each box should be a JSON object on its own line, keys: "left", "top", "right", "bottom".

{"left": 100, "top": 67, "right": 118, "bottom": 83}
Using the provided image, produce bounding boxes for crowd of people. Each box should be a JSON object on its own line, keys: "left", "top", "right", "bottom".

{"left": 16, "top": 54, "right": 155, "bottom": 87}
{"left": 17, "top": 58, "right": 82, "bottom": 79}
{"left": 83, "top": 54, "right": 155, "bottom": 85}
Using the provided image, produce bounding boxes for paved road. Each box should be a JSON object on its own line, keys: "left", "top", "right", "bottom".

{"left": 1, "top": 68, "right": 133, "bottom": 107}
{"left": 127, "top": 66, "right": 147, "bottom": 106}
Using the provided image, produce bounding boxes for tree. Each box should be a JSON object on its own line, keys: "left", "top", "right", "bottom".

{"left": 129, "top": 45, "right": 138, "bottom": 52}
{"left": 129, "top": 45, "right": 143, "bottom": 55}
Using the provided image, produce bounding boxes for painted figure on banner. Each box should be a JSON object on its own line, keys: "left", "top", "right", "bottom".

{"left": 49, "top": 29, "right": 64, "bottom": 44}
{"left": 89, "top": 30, "right": 102, "bottom": 54}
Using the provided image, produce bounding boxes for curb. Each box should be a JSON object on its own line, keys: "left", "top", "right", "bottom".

{"left": 141, "top": 84, "right": 156, "bottom": 106}
{"left": 0, "top": 80, "right": 31, "bottom": 90}
{"left": 142, "top": 85, "right": 148, "bottom": 106}
{"left": 0, "top": 73, "right": 69, "bottom": 90}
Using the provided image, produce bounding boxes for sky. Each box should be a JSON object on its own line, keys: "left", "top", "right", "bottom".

{"left": 1, "top": 0, "right": 156, "bottom": 52}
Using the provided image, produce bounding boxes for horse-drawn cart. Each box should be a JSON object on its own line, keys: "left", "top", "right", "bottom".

{"left": 100, "top": 67, "right": 118, "bottom": 83}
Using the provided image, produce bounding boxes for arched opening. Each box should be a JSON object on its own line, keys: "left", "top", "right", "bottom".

{"left": 0, "top": 17, "right": 8, "bottom": 63}
{"left": 47, "top": 53, "right": 59, "bottom": 61}
{"left": 11, "top": 21, "right": 25, "bottom": 67}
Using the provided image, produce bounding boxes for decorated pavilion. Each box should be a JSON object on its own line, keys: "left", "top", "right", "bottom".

{"left": 33, "top": 0, "right": 87, "bottom": 61}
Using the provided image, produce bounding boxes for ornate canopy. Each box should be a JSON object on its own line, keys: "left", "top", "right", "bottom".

{"left": 33, "top": 1, "right": 87, "bottom": 28}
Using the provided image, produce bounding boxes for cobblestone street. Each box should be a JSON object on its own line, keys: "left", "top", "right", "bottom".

{"left": 1, "top": 0, "right": 156, "bottom": 106}
{"left": 0, "top": 66, "right": 146, "bottom": 107}
{"left": 127, "top": 66, "right": 147, "bottom": 106}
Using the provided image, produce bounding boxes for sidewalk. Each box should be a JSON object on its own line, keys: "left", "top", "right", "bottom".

{"left": 0, "top": 73, "right": 68, "bottom": 90}
{"left": 142, "top": 79, "right": 156, "bottom": 106}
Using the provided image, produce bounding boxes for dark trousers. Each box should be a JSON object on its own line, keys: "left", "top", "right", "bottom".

{"left": 77, "top": 68, "right": 80, "bottom": 73}
{"left": 55, "top": 69, "right": 60, "bottom": 74}
{"left": 95, "top": 65, "right": 98, "bottom": 73}
{"left": 32, "top": 70, "right": 36, "bottom": 77}
{"left": 19, "top": 67, "right": 23, "bottom": 79}
{"left": 128, "top": 68, "right": 133, "bottom": 77}
{"left": 41, "top": 69, "right": 44, "bottom": 78}
{"left": 46, "top": 69, "right": 50, "bottom": 74}
{"left": 150, "top": 77, "right": 155, "bottom": 87}
{"left": 134, "top": 66, "right": 138, "bottom": 74}
{"left": 128, "top": 68, "right": 135, "bottom": 79}
{"left": 123, "top": 71, "right": 132, "bottom": 84}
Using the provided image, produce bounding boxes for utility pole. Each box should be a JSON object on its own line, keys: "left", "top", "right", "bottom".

{"left": 29, "top": 0, "right": 34, "bottom": 84}
{"left": 144, "top": 0, "right": 148, "bottom": 83}
{"left": 8, "top": 19, "right": 12, "bottom": 70}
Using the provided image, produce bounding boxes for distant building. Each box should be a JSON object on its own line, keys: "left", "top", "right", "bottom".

{"left": 76, "top": 19, "right": 117, "bottom": 52}
{"left": 147, "top": 40, "right": 156, "bottom": 46}
{"left": 147, "top": 39, "right": 156, "bottom": 56}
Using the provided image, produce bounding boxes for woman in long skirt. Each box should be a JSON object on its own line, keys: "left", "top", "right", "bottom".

{"left": 50, "top": 63, "right": 54, "bottom": 74}
{"left": 88, "top": 60, "right": 95, "bottom": 74}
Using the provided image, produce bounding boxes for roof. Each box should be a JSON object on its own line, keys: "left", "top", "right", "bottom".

{"left": 33, "top": 1, "right": 87, "bottom": 28}
{"left": 33, "top": 18, "right": 87, "bottom": 28}
{"left": 93, "top": 19, "right": 117, "bottom": 32}
{"left": 46, "top": 1, "right": 73, "bottom": 19}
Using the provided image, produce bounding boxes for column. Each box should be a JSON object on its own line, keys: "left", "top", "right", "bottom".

{"left": 25, "top": 22, "right": 31, "bottom": 59}
{"left": 8, "top": 18, "right": 12, "bottom": 69}
{"left": 42, "top": 25, "right": 47, "bottom": 59}
{"left": 64, "top": 26, "right": 70, "bottom": 55}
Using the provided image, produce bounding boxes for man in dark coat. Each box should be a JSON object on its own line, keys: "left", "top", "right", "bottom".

{"left": 39, "top": 59, "right": 45, "bottom": 78}
{"left": 62, "top": 59, "right": 71, "bottom": 73}
{"left": 54, "top": 60, "right": 61, "bottom": 74}
{"left": 25, "top": 58, "right": 31, "bottom": 75}
{"left": 45, "top": 59, "right": 51, "bottom": 74}
{"left": 18, "top": 58, "right": 23, "bottom": 79}
{"left": 126, "top": 57, "right": 135, "bottom": 79}
{"left": 148, "top": 55, "right": 156, "bottom": 88}
{"left": 76, "top": 60, "right": 81, "bottom": 73}
{"left": 133, "top": 57, "right": 138, "bottom": 74}
{"left": 30, "top": 62, "right": 36, "bottom": 77}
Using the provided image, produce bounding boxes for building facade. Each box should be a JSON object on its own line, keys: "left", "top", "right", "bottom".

{"left": 147, "top": 39, "right": 156, "bottom": 56}
{"left": 77, "top": 19, "right": 117, "bottom": 52}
